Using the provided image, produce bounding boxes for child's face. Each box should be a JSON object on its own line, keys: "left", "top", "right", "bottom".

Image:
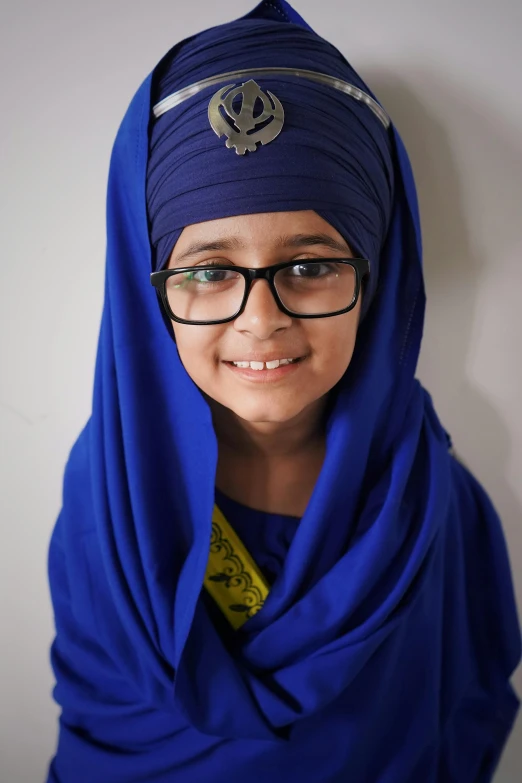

{"left": 168, "top": 210, "right": 362, "bottom": 427}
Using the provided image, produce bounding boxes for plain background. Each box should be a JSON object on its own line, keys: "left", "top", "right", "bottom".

{"left": 1, "top": 0, "right": 521, "bottom": 780}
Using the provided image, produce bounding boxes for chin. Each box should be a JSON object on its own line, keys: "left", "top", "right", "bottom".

{"left": 230, "top": 400, "right": 304, "bottom": 426}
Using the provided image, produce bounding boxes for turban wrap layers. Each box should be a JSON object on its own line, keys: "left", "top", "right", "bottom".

{"left": 146, "top": 7, "right": 395, "bottom": 317}
{"left": 47, "top": 2, "right": 520, "bottom": 781}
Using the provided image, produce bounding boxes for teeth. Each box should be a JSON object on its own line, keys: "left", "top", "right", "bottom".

{"left": 231, "top": 358, "right": 298, "bottom": 370}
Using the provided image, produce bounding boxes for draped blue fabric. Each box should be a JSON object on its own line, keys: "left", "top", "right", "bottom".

{"left": 47, "top": 1, "right": 521, "bottom": 781}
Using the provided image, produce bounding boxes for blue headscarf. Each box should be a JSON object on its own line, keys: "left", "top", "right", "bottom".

{"left": 47, "top": 2, "right": 520, "bottom": 781}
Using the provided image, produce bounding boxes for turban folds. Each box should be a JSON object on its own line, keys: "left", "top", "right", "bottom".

{"left": 146, "top": 7, "right": 395, "bottom": 315}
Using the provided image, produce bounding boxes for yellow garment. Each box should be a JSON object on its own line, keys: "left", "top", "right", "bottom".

{"left": 204, "top": 504, "right": 270, "bottom": 630}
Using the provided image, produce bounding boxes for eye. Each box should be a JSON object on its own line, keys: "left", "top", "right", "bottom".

{"left": 287, "top": 261, "right": 334, "bottom": 278}
{"left": 184, "top": 259, "right": 238, "bottom": 284}
{"left": 190, "top": 268, "right": 236, "bottom": 283}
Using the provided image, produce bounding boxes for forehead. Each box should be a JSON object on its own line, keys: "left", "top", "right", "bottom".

{"left": 172, "top": 210, "right": 351, "bottom": 256}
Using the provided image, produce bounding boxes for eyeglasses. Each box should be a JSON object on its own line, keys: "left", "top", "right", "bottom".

{"left": 150, "top": 257, "right": 370, "bottom": 326}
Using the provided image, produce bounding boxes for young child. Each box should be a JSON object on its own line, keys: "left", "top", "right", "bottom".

{"left": 47, "top": 2, "right": 521, "bottom": 780}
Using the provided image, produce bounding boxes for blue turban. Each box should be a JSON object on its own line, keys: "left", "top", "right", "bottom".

{"left": 47, "top": 2, "right": 520, "bottom": 781}
{"left": 146, "top": 7, "right": 394, "bottom": 317}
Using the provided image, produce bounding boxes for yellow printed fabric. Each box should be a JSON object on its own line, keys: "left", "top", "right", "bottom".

{"left": 204, "top": 504, "right": 270, "bottom": 630}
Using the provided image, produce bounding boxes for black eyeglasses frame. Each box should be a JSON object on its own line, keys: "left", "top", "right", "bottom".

{"left": 150, "top": 257, "right": 370, "bottom": 326}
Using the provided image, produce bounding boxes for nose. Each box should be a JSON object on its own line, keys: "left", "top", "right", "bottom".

{"left": 233, "top": 278, "right": 292, "bottom": 339}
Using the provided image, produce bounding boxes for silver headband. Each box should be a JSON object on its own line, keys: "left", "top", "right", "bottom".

{"left": 152, "top": 67, "right": 390, "bottom": 130}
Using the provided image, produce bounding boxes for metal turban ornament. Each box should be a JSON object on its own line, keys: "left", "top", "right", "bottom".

{"left": 207, "top": 79, "right": 284, "bottom": 155}
{"left": 153, "top": 67, "right": 390, "bottom": 155}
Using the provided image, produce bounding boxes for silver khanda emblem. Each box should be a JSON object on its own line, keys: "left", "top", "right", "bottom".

{"left": 208, "top": 79, "right": 284, "bottom": 155}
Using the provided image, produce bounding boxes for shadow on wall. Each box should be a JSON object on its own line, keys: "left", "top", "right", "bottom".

{"left": 365, "top": 69, "right": 522, "bottom": 777}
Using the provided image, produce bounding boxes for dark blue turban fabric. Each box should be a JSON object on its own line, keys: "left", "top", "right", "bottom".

{"left": 146, "top": 5, "right": 394, "bottom": 316}
{"left": 47, "top": 2, "right": 521, "bottom": 781}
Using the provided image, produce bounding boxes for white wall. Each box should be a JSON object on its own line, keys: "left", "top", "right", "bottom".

{"left": 1, "top": 1, "right": 520, "bottom": 779}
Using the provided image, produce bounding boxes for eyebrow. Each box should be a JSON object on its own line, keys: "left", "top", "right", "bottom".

{"left": 170, "top": 232, "right": 352, "bottom": 266}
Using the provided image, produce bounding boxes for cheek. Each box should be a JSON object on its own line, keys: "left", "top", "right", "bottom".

{"left": 172, "top": 326, "right": 221, "bottom": 387}
{"left": 310, "top": 313, "right": 359, "bottom": 380}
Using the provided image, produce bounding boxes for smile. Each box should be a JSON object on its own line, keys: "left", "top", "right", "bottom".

{"left": 223, "top": 356, "right": 307, "bottom": 382}
{"left": 230, "top": 358, "right": 300, "bottom": 370}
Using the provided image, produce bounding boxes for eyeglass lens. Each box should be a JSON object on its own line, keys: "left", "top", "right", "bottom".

{"left": 164, "top": 261, "right": 357, "bottom": 322}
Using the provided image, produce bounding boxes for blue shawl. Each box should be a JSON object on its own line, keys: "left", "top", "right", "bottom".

{"left": 47, "top": 2, "right": 520, "bottom": 781}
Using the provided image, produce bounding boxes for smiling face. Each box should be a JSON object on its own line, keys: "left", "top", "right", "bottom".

{"left": 167, "top": 210, "right": 362, "bottom": 428}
